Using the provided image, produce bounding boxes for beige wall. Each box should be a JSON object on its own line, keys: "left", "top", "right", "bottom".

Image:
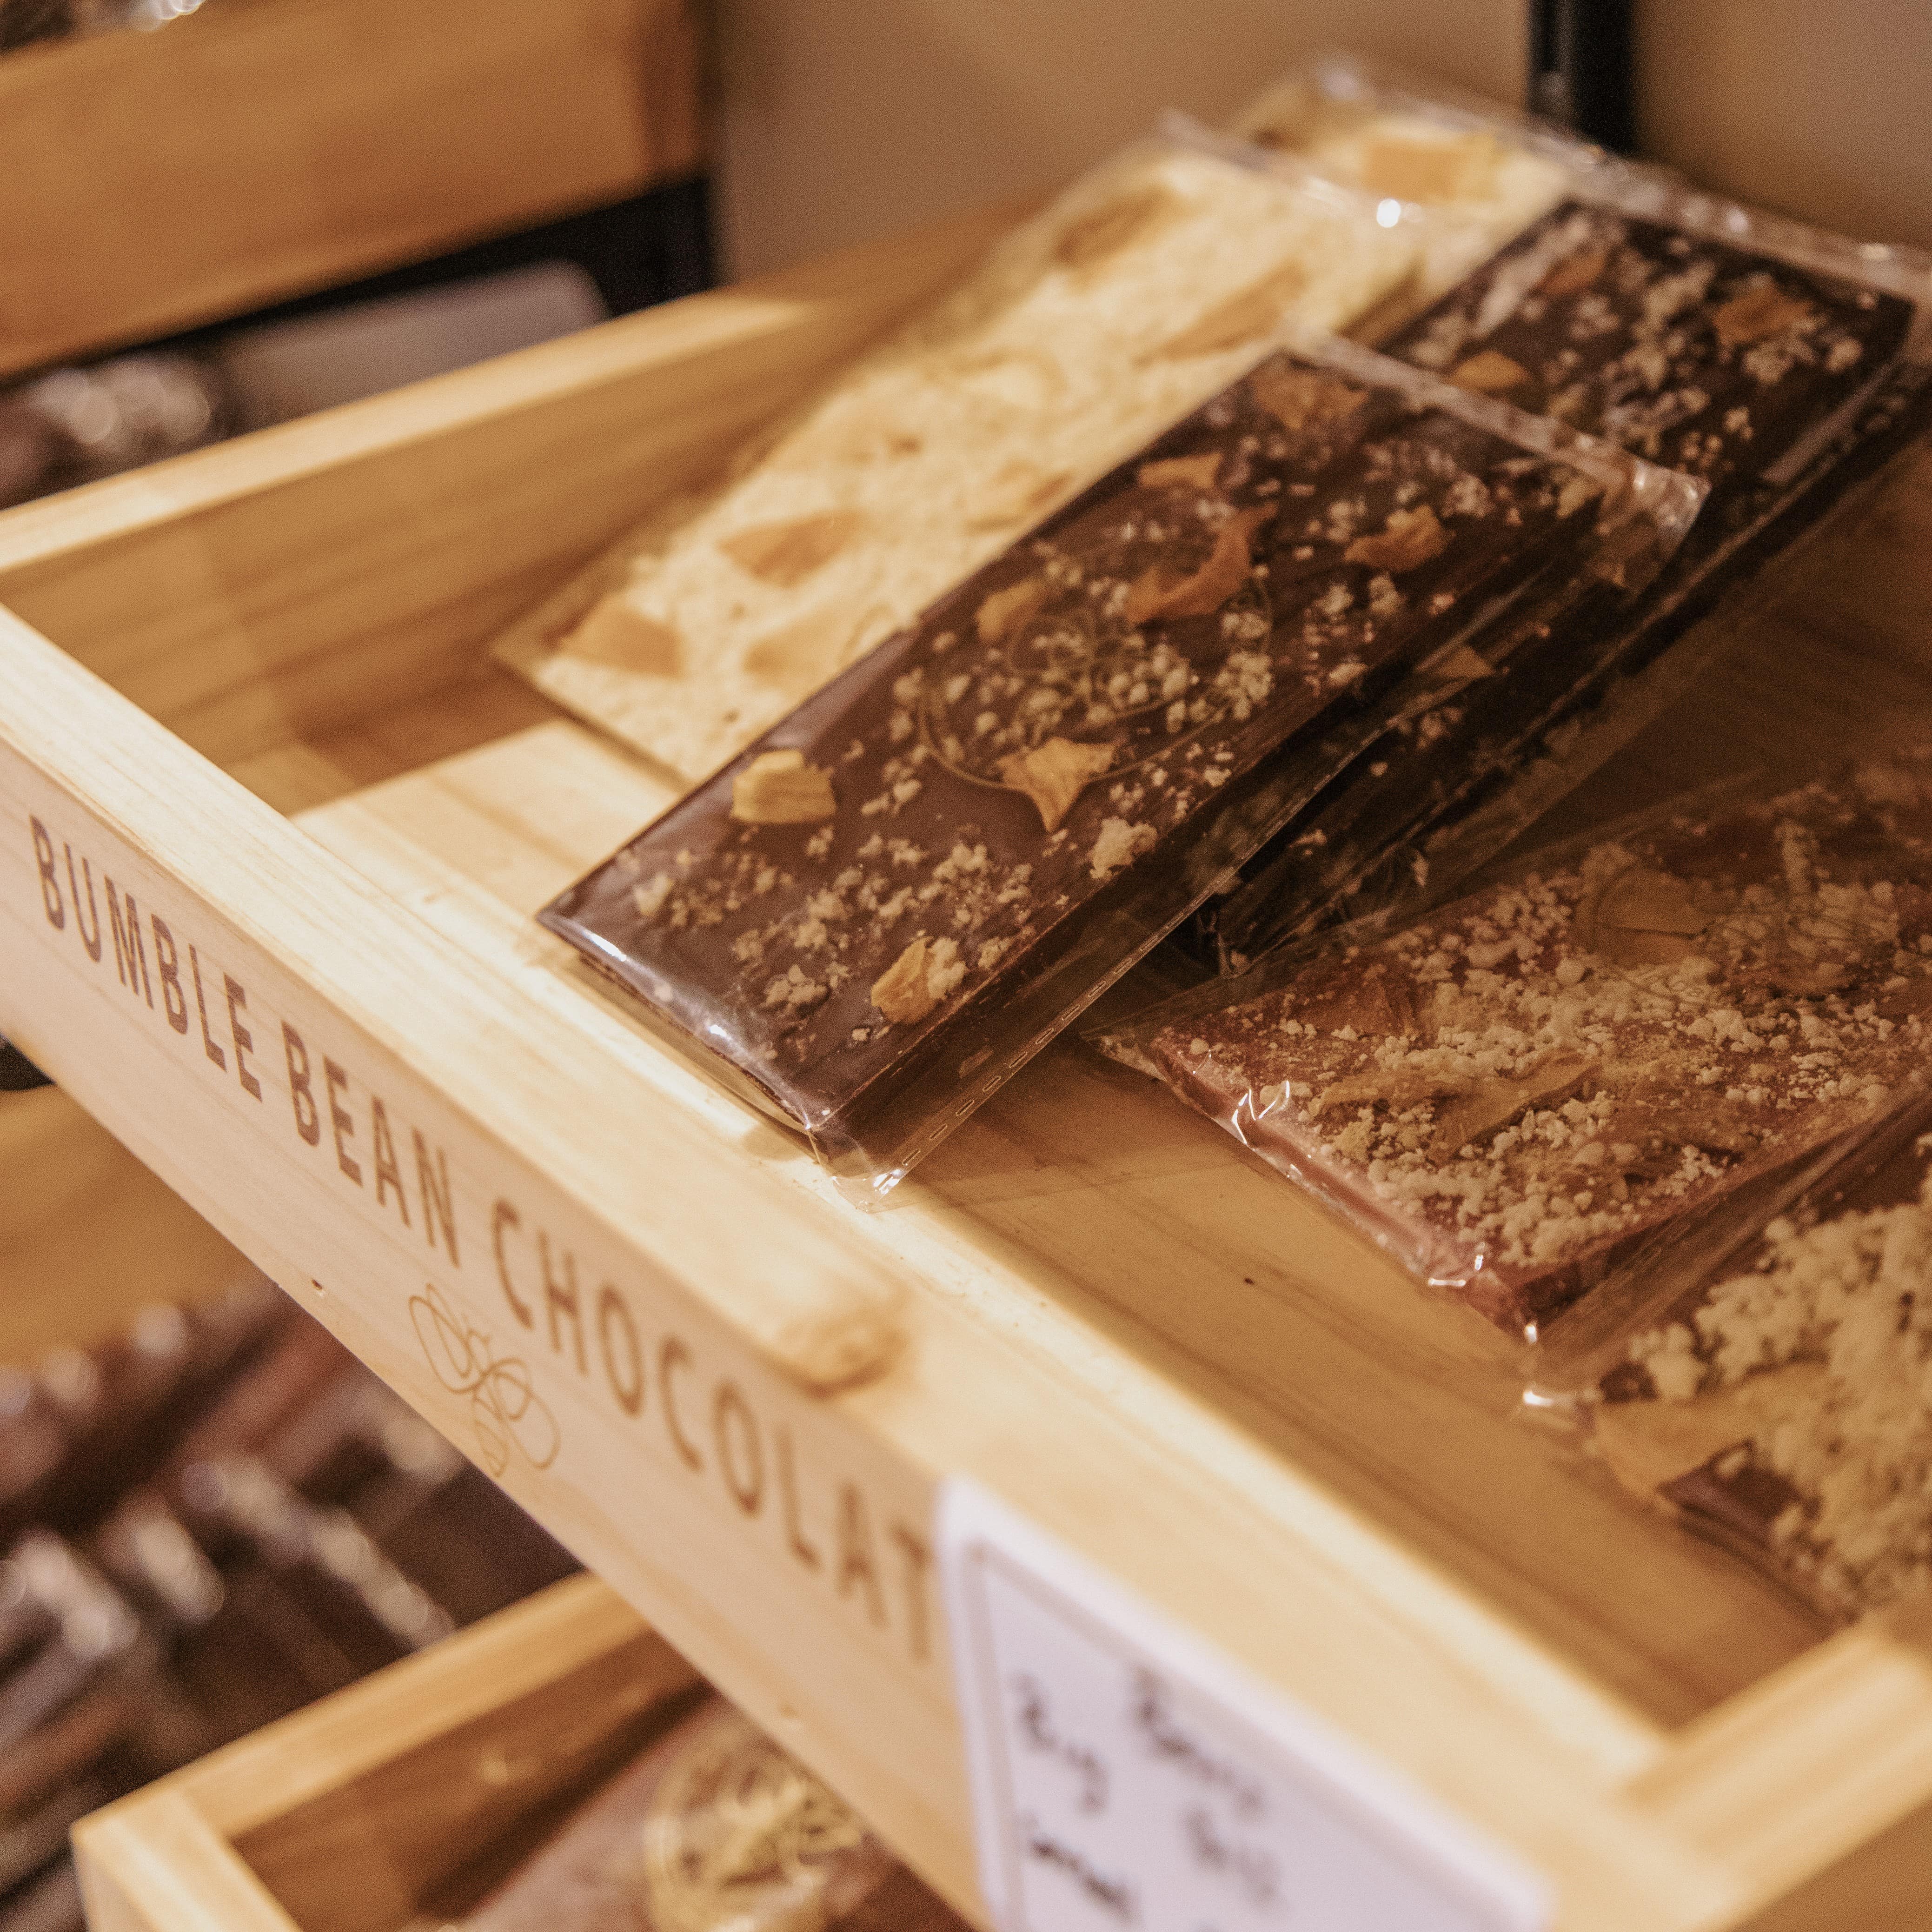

{"left": 711, "top": 1, "right": 1932, "bottom": 279}
{"left": 1636, "top": 0, "right": 1932, "bottom": 251}
{"left": 712, "top": 0, "right": 1523, "bottom": 277}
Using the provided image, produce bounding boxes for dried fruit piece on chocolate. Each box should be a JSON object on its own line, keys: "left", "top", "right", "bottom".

{"left": 730, "top": 750, "right": 838, "bottom": 824}
{"left": 1154, "top": 262, "right": 1309, "bottom": 359}
{"left": 967, "top": 460, "right": 1074, "bottom": 529}
{"left": 1355, "top": 130, "right": 1500, "bottom": 203}
{"left": 1575, "top": 863, "right": 1706, "bottom": 965}
{"left": 722, "top": 511, "right": 867, "bottom": 588}
{"left": 1344, "top": 503, "right": 1449, "bottom": 572}
{"left": 1430, "top": 1051, "right": 1598, "bottom": 1156}
{"left": 976, "top": 575, "right": 1051, "bottom": 646}
{"left": 870, "top": 935, "right": 964, "bottom": 1024}
{"left": 1122, "top": 507, "right": 1270, "bottom": 624}
{"left": 1712, "top": 282, "right": 1815, "bottom": 348}
{"left": 1137, "top": 453, "right": 1222, "bottom": 492}
{"left": 997, "top": 737, "right": 1115, "bottom": 833}
{"left": 1538, "top": 245, "right": 1609, "bottom": 298}
{"left": 1053, "top": 184, "right": 1178, "bottom": 271}
{"left": 1450, "top": 349, "right": 1530, "bottom": 393}
{"left": 1247, "top": 364, "right": 1366, "bottom": 436}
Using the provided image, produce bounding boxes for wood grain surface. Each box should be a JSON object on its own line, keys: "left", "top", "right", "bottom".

{"left": 0, "top": 0, "right": 701, "bottom": 378}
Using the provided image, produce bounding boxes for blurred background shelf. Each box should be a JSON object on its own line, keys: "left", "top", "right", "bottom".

{"left": 0, "top": 0, "right": 703, "bottom": 381}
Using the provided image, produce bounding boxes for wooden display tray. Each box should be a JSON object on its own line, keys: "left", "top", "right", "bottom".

{"left": 6, "top": 205, "right": 1932, "bottom": 1929}
{"left": 73, "top": 1576, "right": 702, "bottom": 1932}
{"left": 0, "top": 0, "right": 701, "bottom": 380}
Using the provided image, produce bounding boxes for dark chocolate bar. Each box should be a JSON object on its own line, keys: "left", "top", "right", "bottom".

{"left": 544, "top": 350, "right": 1615, "bottom": 1176}
{"left": 1195, "top": 201, "right": 1930, "bottom": 963}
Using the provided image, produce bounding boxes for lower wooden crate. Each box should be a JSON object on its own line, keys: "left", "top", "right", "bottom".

{"left": 4, "top": 202, "right": 1932, "bottom": 1931}
{"left": 66, "top": 1578, "right": 1932, "bottom": 1932}
{"left": 71, "top": 1575, "right": 698, "bottom": 1932}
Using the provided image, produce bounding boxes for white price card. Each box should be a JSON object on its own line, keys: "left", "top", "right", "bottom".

{"left": 938, "top": 1480, "right": 1549, "bottom": 1932}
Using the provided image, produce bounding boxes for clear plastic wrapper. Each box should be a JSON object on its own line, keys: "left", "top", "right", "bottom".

{"left": 1222, "top": 52, "right": 1609, "bottom": 303}
{"left": 1189, "top": 78, "right": 1932, "bottom": 967}
{"left": 492, "top": 130, "right": 1434, "bottom": 783}
{"left": 539, "top": 333, "right": 1701, "bottom": 1197}
{"left": 1098, "top": 751, "right": 1932, "bottom": 1336}
{"left": 1534, "top": 1076, "right": 1932, "bottom": 1622}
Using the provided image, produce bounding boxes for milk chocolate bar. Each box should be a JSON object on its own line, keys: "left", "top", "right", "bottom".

{"left": 1139, "top": 753, "right": 1932, "bottom": 1332}
{"left": 1583, "top": 1084, "right": 1932, "bottom": 1619}
{"left": 544, "top": 348, "right": 1624, "bottom": 1182}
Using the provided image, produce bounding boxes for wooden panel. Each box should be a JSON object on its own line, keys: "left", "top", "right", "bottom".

{"left": 0, "top": 1084, "right": 250, "bottom": 1359}
{"left": 0, "top": 0, "right": 701, "bottom": 379}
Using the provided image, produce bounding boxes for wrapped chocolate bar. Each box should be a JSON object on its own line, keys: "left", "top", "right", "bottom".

{"left": 1196, "top": 73, "right": 1932, "bottom": 964}
{"left": 1102, "top": 753, "right": 1932, "bottom": 1335}
{"left": 1225, "top": 53, "right": 1594, "bottom": 301}
{"left": 492, "top": 132, "right": 1430, "bottom": 782}
{"left": 443, "top": 1699, "right": 967, "bottom": 1932}
{"left": 1541, "top": 1079, "right": 1932, "bottom": 1621}
{"left": 542, "top": 336, "right": 1699, "bottom": 1193}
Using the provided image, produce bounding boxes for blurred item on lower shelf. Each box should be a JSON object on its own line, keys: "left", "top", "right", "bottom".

{"left": 0, "top": 1272, "right": 578, "bottom": 1932}
{"left": 434, "top": 1695, "right": 970, "bottom": 1932}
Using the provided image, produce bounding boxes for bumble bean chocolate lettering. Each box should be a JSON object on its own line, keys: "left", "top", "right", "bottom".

{"left": 153, "top": 917, "right": 188, "bottom": 1034}
{"left": 106, "top": 879, "right": 153, "bottom": 1008}
{"left": 225, "top": 975, "right": 261, "bottom": 1100}
{"left": 283, "top": 1023, "right": 320, "bottom": 1142}
{"left": 30, "top": 817, "right": 62, "bottom": 929}
{"left": 65, "top": 846, "right": 101, "bottom": 962}
{"left": 597, "top": 1284, "right": 644, "bottom": 1416}
{"left": 713, "top": 1381, "right": 764, "bottom": 1516}
{"left": 540, "top": 1233, "right": 585, "bottom": 1374}
{"left": 15, "top": 806, "right": 938, "bottom": 1670}
{"left": 325, "top": 1057, "right": 360, "bottom": 1183}
{"left": 190, "top": 946, "right": 225, "bottom": 1069}
{"left": 371, "top": 1098, "right": 409, "bottom": 1222}
{"left": 659, "top": 1336, "right": 704, "bottom": 1472}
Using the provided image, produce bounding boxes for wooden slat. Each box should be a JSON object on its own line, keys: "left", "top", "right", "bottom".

{"left": 1624, "top": 1599, "right": 1932, "bottom": 1922}
{"left": 75, "top": 1789, "right": 302, "bottom": 1932}
{"left": 0, "top": 0, "right": 701, "bottom": 379}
